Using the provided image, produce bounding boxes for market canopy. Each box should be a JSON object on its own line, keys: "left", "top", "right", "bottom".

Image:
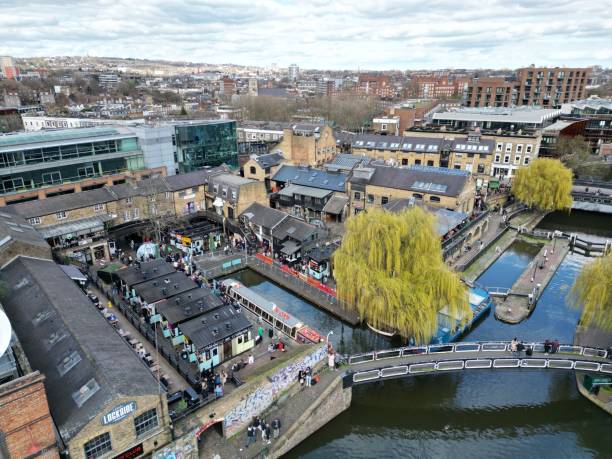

{"left": 38, "top": 215, "right": 112, "bottom": 239}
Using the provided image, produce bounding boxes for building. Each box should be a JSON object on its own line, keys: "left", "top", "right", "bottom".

{"left": 348, "top": 165, "right": 475, "bottom": 215}
{"left": 357, "top": 75, "right": 394, "bottom": 99}
{"left": 275, "top": 124, "right": 336, "bottom": 166}
{"left": 413, "top": 75, "right": 456, "bottom": 99}
{"left": 174, "top": 120, "right": 239, "bottom": 172}
{"left": 0, "top": 126, "right": 165, "bottom": 205}
{"left": 98, "top": 73, "right": 120, "bottom": 88}
{"left": 0, "top": 56, "right": 19, "bottom": 80}
{"left": 539, "top": 119, "right": 588, "bottom": 157}
{"left": 431, "top": 107, "right": 560, "bottom": 131}
{"left": 248, "top": 78, "right": 258, "bottom": 96}
{"left": 206, "top": 173, "right": 268, "bottom": 220}
{"left": 372, "top": 116, "right": 400, "bottom": 135}
{"left": 243, "top": 152, "right": 286, "bottom": 190}
{"left": 561, "top": 98, "right": 612, "bottom": 154}
{"left": 464, "top": 77, "right": 514, "bottom": 108}
{"left": 323, "top": 152, "right": 374, "bottom": 173}
{"left": 21, "top": 115, "right": 144, "bottom": 132}
{"left": 236, "top": 121, "right": 286, "bottom": 155}
{"left": 384, "top": 100, "right": 440, "bottom": 132}
{"left": 271, "top": 164, "right": 348, "bottom": 193}
{"left": 515, "top": 66, "right": 590, "bottom": 106}
{"left": 2, "top": 92, "right": 21, "bottom": 108}
{"left": 288, "top": 64, "right": 299, "bottom": 81}
{"left": 220, "top": 77, "right": 236, "bottom": 96}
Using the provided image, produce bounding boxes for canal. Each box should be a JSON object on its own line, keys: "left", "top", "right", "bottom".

{"left": 231, "top": 210, "right": 612, "bottom": 458}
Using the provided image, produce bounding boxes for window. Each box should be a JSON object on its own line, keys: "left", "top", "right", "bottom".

{"left": 413, "top": 193, "right": 423, "bottom": 200}
{"left": 126, "top": 197, "right": 133, "bottom": 204}
{"left": 231, "top": 190, "right": 237, "bottom": 200}
{"left": 427, "top": 160, "right": 434, "bottom": 166}
{"left": 28, "top": 217, "right": 41, "bottom": 225}
{"left": 381, "top": 124, "right": 387, "bottom": 130}
{"left": 132, "top": 208, "right": 140, "bottom": 219}
{"left": 249, "top": 166, "right": 256, "bottom": 174}
{"left": 381, "top": 196, "right": 389, "bottom": 205}
{"left": 429, "top": 196, "right": 441, "bottom": 203}
{"left": 517, "top": 144, "right": 523, "bottom": 153}
{"left": 213, "top": 184, "right": 219, "bottom": 193}
{"left": 414, "top": 159, "right": 421, "bottom": 165}
{"left": 526, "top": 145, "right": 533, "bottom": 153}
{"left": 454, "top": 165, "right": 461, "bottom": 170}
{"left": 42, "top": 171, "right": 62, "bottom": 185}
{"left": 505, "top": 143, "right": 512, "bottom": 153}
{"left": 514, "top": 155, "right": 521, "bottom": 165}
{"left": 56, "top": 211, "right": 67, "bottom": 220}
{"left": 494, "top": 155, "right": 500, "bottom": 163}
{"left": 477, "top": 164, "right": 485, "bottom": 174}
{"left": 165, "top": 192, "right": 171, "bottom": 199}
{"left": 367, "top": 194, "right": 374, "bottom": 203}
{"left": 77, "top": 165, "right": 95, "bottom": 178}
{"left": 354, "top": 191, "right": 361, "bottom": 200}
{"left": 401, "top": 158, "right": 408, "bottom": 165}
{"left": 496, "top": 143, "right": 503, "bottom": 152}
{"left": 524, "top": 157, "right": 530, "bottom": 165}
{"left": 93, "top": 203, "right": 105, "bottom": 212}
{"left": 134, "top": 408, "right": 159, "bottom": 437}
{"left": 83, "top": 432, "right": 112, "bottom": 458}
{"left": 504, "top": 155, "right": 510, "bottom": 164}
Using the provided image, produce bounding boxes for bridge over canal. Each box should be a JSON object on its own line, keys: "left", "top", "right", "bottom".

{"left": 342, "top": 341, "right": 611, "bottom": 387}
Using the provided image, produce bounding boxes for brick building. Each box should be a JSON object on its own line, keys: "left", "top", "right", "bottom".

{"left": 275, "top": 124, "right": 336, "bottom": 167}
{"left": 464, "top": 77, "right": 514, "bottom": 108}
{"left": 356, "top": 75, "right": 395, "bottom": 99}
{"left": 515, "top": 66, "right": 590, "bottom": 106}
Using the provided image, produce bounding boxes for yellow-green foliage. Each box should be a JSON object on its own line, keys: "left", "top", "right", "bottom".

{"left": 512, "top": 158, "right": 573, "bottom": 211}
{"left": 333, "top": 206, "right": 469, "bottom": 343}
{"left": 571, "top": 254, "right": 612, "bottom": 330}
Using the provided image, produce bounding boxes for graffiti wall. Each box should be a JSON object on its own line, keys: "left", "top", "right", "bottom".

{"left": 153, "top": 430, "right": 198, "bottom": 459}
{"left": 223, "top": 345, "right": 326, "bottom": 437}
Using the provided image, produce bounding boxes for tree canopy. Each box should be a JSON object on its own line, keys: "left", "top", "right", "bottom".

{"left": 571, "top": 254, "right": 612, "bottom": 331}
{"left": 333, "top": 207, "right": 469, "bottom": 343}
{"left": 512, "top": 158, "right": 573, "bottom": 211}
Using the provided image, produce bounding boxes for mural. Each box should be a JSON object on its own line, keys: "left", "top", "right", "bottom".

{"left": 223, "top": 345, "right": 326, "bottom": 437}
{"left": 153, "top": 431, "right": 198, "bottom": 459}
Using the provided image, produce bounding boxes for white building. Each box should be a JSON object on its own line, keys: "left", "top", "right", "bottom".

{"left": 288, "top": 64, "right": 299, "bottom": 81}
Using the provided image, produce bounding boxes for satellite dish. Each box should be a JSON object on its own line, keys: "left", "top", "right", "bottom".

{"left": 0, "top": 309, "right": 11, "bottom": 358}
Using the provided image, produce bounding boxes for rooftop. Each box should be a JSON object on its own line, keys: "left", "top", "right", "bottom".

{"left": 273, "top": 216, "right": 319, "bottom": 243}
{"left": 384, "top": 198, "right": 468, "bottom": 235}
{"left": 254, "top": 152, "right": 285, "bottom": 169}
{"left": 155, "top": 286, "right": 223, "bottom": 325}
{"left": 278, "top": 184, "right": 333, "bottom": 199}
{"left": 0, "top": 126, "right": 135, "bottom": 151}
{"left": 0, "top": 257, "right": 159, "bottom": 442}
{"left": 178, "top": 305, "right": 251, "bottom": 351}
{"left": 365, "top": 165, "right": 470, "bottom": 197}
{"left": 9, "top": 187, "right": 116, "bottom": 219}
{"left": 433, "top": 107, "right": 561, "bottom": 124}
{"left": 133, "top": 271, "right": 198, "bottom": 304}
{"left": 240, "top": 203, "right": 288, "bottom": 229}
{"left": 324, "top": 153, "right": 373, "bottom": 172}
{"left": 272, "top": 165, "right": 348, "bottom": 192}
{"left": 115, "top": 259, "right": 176, "bottom": 287}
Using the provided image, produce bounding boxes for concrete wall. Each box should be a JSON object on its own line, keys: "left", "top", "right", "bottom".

{"left": 271, "top": 377, "right": 352, "bottom": 458}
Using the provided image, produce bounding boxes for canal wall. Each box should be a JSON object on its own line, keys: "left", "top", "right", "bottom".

{"left": 495, "top": 239, "right": 570, "bottom": 324}
{"left": 270, "top": 376, "right": 352, "bottom": 458}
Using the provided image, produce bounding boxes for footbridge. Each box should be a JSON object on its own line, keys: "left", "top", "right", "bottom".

{"left": 342, "top": 341, "right": 611, "bottom": 387}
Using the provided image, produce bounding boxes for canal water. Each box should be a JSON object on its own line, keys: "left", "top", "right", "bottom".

{"left": 230, "top": 210, "right": 612, "bottom": 458}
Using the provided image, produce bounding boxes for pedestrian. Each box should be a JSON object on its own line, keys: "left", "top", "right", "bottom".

{"left": 298, "top": 369, "right": 305, "bottom": 387}
{"left": 510, "top": 337, "right": 518, "bottom": 355}
{"left": 551, "top": 339, "right": 560, "bottom": 354}
{"left": 248, "top": 354, "right": 255, "bottom": 365}
{"left": 246, "top": 426, "right": 254, "bottom": 448}
{"left": 221, "top": 370, "right": 227, "bottom": 387}
{"left": 130, "top": 239, "right": 135, "bottom": 250}
{"left": 258, "top": 326, "right": 264, "bottom": 339}
{"left": 265, "top": 423, "right": 271, "bottom": 444}
{"left": 253, "top": 417, "right": 261, "bottom": 433}
{"left": 544, "top": 339, "right": 552, "bottom": 354}
{"left": 305, "top": 366, "right": 312, "bottom": 387}
{"left": 272, "top": 418, "right": 281, "bottom": 438}
{"left": 261, "top": 421, "right": 268, "bottom": 442}
{"left": 517, "top": 341, "right": 525, "bottom": 356}
{"left": 215, "top": 373, "right": 221, "bottom": 386}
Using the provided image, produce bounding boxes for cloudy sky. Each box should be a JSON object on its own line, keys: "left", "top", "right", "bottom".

{"left": 2, "top": 0, "right": 611, "bottom": 70}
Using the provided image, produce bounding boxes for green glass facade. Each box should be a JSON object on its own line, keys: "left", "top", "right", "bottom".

{"left": 174, "top": 121, "right": 238, "bottom": 173}
{"left": 0, "top": 135, "right": 144, "bottom": 194}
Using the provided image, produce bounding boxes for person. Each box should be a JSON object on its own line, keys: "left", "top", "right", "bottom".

{"left": 200, "top": 378, "right": 208, "bottom": 394}
{"left": 253, "top": 417, "right": 261, "bottom": 433}
{"left": 214, "top": 373, "right": 221, "bottom": 387}
{"left": 221, "top": 370, "right": 227, "bottom": 387}
{"left": 265, "top": 423, "right": 272, "bottom": 444}
{"left": 272, "top": 418, "right": 281, "bottom": 439}
{"left": 246, "top": 426, "right": 254, "bottom": 448}
{"left": 327, "top": 343, "right": 336, "bottom": 370}
{"left": 305, "top": 367, "right": 312, "bottom": 387}
{"left": 298, "top": 369, "right": 305, "bottom": 387}
{"left": 268, "top": 343, "right": 275, "bottom": 353}
{"left": 551, "top": 339, "right": 560, "bottom": 354}
{"left": 130, "top": 239, "right": 135, "bottom": 250}
{"left": 544, "top": 339, "right": 552, "bottom": 354}
{"left": 248, "top": 354, "right": 255, "bottom": 365}
{"left": 516, "top": 341, "right": 525, "bottom": 356}
{"left": 214, "top": 384, "right": 223, "bottom": 397}
{"left": 510, "top": 338, "right": 519, "bottom": 355}
{"left": 258, "top": 326, "right": 264, "bottom": 339}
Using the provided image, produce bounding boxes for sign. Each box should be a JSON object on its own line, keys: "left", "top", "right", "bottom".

{"left": 101, "top": 401, "right": 137, "bottom": 426}
{"left": 272, "top": 304, "right": 290, "bottom": 320}
{"left": 113, "top": 443, "right": 144, "bottom": 459}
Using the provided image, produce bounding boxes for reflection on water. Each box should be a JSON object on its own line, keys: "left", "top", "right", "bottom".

{"left": 228, "top": 212, "right": 612, "bottom": 459}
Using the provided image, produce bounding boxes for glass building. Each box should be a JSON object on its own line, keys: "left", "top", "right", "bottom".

{"left": 174, "top": 121, "right": 238, "bottom": 173}
{"left": 0, "top": 127, "right": 145, "bottom": 196}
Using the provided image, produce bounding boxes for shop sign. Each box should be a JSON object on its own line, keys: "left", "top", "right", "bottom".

{"left": 101, "top": 401, "right": 137, "bottom": 425}
{"left": 113, "top": 443, "right": 144, "bottom": 459}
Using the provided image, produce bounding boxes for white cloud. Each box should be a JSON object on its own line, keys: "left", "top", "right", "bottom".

{"left": 1, "top": 0, "right": 610, "bottom": 69}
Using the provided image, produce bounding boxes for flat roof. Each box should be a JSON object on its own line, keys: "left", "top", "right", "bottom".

{"left": 155, "top": 287, "right": 223, "bottom": 325}
{"left": 433, "top": 107, "right": 561, "bottom": 124}
{"left": 178, "top": 305, "right": 251, "bottom": 351}
{"left": 0, "top": 126, "right": 135, "bottom": 151}
{"left": 278, "top": 184, "right": 332, "bottom": 199}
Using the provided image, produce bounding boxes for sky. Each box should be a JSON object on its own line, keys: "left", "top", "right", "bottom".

{"left": 2, "top": 0, "right": 612, "bottom": 70}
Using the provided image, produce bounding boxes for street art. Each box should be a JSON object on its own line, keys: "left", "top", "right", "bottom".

{"left": 153, "top": 432, "right": 197, "bottom": 459}
{"left": 223, "top": 345, "right": 326, "bottom": 437}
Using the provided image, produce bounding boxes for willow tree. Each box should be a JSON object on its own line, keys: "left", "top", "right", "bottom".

{"left": 333, "top": 206, "right": 469, "bottom": 343}
{"left": 571, "top": 254, "right": 612, "bottom": 330}
{"left": 512, "top": 158, "right": 573, "bottom": 211}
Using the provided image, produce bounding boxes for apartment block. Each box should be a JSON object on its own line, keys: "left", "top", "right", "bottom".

{"left": 515, "top": 66, "right": 590, "bottom": 106}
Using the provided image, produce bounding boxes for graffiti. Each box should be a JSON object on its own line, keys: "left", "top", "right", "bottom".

{"left": 153, "top": 432, "right": 197, "bottom": 459}
{"left": 223, "top": 345, "right": 326, "bottom": 437}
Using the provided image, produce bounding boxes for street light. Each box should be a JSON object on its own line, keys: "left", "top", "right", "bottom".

{"left": 326, "top": 330, "right": 334, "bottom": 344}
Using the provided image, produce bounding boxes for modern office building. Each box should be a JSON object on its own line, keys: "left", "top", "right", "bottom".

{"left": 21, "top": 115, "right": 144, "bottom": 131}
{"left": 174, "top": 120, "right": 239, "bottom": 172}
{"left": 0, "top": 127, "right": 163, "bottom": 205}
{"left": 431, "top": 107, "right": 561, "bottom": 131}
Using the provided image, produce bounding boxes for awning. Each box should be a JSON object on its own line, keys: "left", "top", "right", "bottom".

{"left": 322, "top": 195, "right": 349, "bottom": 215}
{"left": 38, "top": 215, "right": 112, "bottom": 239}
{"left": 488, "top": 180, "right": 500, "bottom": 189}
{"left": 60, "top": 264, "right": 88, "bottom": 282}
{"left": 281, "top": 240, "right": 300, "bottom": 255}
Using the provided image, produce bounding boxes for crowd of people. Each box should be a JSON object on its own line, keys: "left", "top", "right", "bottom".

{"left": 510, "top": 337, "right": 560, "bottom": 356}
{"left": 199, "top": 368, "right": 228, "bottom": 398}
{"left": 245, "top": 416, "right": 282, "bottom": 448}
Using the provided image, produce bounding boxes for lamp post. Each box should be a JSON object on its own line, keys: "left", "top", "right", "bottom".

{"left": 531, "top": 257, "right": 538, "bottom": 283}
{"left": 326, "top": 330, "right": 334, "bottom": 344}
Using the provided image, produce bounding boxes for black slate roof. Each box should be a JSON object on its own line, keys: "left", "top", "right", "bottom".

{"left": 254, "top": 152, "right": 285, "bottom": 169}
{"left": 273, "top": 217, "right": 318, "bottom": 243}
{"left": 179, "top": 305, "right": 252, "bottom": 351}
{"left": 155, "top": 286, "right": 223, "bottom": 325}
{"left": 272, "top": 165, "right": 348, "bottom": 192}
{"left": 134, "top": 271, "right": 198, "bottom": 304}
{"left": 368, "top": 165, "right": 470, "bottom": 197}
{"left": 0, "top": 257, "right": 159, "bottom": 443}
{"left": 240, "top": 203, "right": 288, "bottom": 229}
{"left": 9, "top": 187, "right": 116, "bottom": 219}
{"left": 115, "top": 259, "right": 176, "bottom": 287}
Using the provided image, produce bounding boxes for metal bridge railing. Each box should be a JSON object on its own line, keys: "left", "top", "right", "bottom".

{"left": 347, "top": 341, "right": 610, "bottom": 365}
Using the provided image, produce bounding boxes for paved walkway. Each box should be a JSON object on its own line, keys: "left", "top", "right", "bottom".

{"left": 495, "top": 240, "right": 570, "bottom": 323}
{"left": 199, "top": 367, "right": 338, "bottom": 459}
{"left": 451, "top": 212, "right": 505, "bottom": 271}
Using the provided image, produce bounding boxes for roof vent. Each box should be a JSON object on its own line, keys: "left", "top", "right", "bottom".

{"left": 164, "top": 278, "right": 171, "bottom": 284}
{"left": 212, "top": 328, "right": 218, "bottom": 336}
{"left": 162, "top": 287, "right": 167, "bottom": 295}
{"left": 174, "top": 284, "right": 179, "bottom": 289}
{"left": 225, "top": 322, "right": 231, "bottom": 329}
{"left": 153, "top": 267, "right": 158, "bottom": 273}
{"left": 201, "top": 318, "right": 207, "bottom": 324}
{"left": 153, "top": 281, "right": 159, "bottom": 286}
{"left": 185, "top": 306, "right": 192, "bottom": 315}
{"left": 175, "top": 298, "right": 181, "bottom": 305}
{"left": 214, "top": 313, "right": 219, "bottom": 320}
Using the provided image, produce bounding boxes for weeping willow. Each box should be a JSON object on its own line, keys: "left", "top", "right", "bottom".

{"left": 512, "top": 158, "right": 573, "bottom": 211}
{"left": 333, "top": 206, "right": 469, "bottom": 343}
{"left": 570, "top": 254, "right": 612, "bottom": 331}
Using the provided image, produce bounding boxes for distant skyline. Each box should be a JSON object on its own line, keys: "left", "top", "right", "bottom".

{"left": 2, "top": 0, "right": 611, "bottom": 70}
